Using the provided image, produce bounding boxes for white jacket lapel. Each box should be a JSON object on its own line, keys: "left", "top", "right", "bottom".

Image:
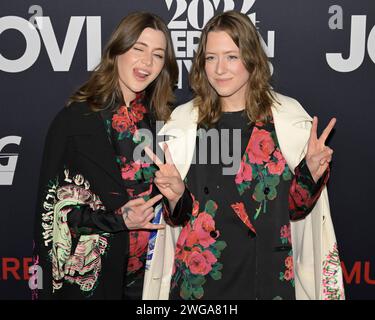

{"left": 271, "top": 93, "right": 312, "bottom": 172}
{"left": 157, "top": 101, "right": 198, "bottom": 180}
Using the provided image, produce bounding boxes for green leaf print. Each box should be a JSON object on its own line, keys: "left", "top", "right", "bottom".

{"left": 142, "top": 166, "right": 156, "bottom": 181}
{"left": 267, "top": 186, "right": 277, "bottom": 200}
{"left": 212, "top": 262, "right": 223, "bottom": 271}
{"left": 118, "top": 131, "right": 127, "bottom": 140}
{"left": 211, "top": 247, "right": 221, "bottom": 259}
{"left": 254, "top": 204, "right": 262, "bottom": 220}
{"left": 264, "top": 175, "right": 280, "bottom": 187}
{"left": 237, "top": 180, "right": 252, "bottom": 196}
{"left": 190, "top": 275, "right": 206, "bottom": 286}
{"left": 282, "top": 166, "right": 292, "bottom": 180}
{"left": 134, "top": 170, "right": 142, "bottom": 181}
{"left": 204, "top": 200, "right": 217, "bottom": 217}
{"left": 210, "top": 270, "right": 222, "bottom": 281}
{"left": 279, "top": 272, "right": 285, "bottom": 281}
{"left": 254, "top": 181, "right": 266, "bottom": 202}
{"left": 251, "top": 163, "right": 259, "bottom": 180}
{"left": 181, "top": 280, "right": 193, "bottom": 300}
{"left": 212, "top": 241, "right": 227, "bottom": 251}
{"left": 192, "top": 286, "right": 204, "bottom": 299}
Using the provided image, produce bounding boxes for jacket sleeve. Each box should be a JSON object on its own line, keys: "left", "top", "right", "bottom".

{"left": 66, "top": 205, "right": 127, "bottom": 235}
{"left": 288, "top": 157, "right": 330, "bottom": 221}
{"left": 162, "top": 187, "right": 192, "bottom": 226}
{"left": 33, "top": 108, "right": 69, "bottom": 299}
{"left": 32, "top": 108, "right": 126, "bottom": 299}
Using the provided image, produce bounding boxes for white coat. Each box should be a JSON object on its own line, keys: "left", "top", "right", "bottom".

{"left": 143, "top": 92, "right": 345, "bottom": 300}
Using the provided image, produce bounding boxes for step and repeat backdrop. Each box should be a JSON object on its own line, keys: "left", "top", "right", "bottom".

{"left": 0, "top": 0, "right": 374, "bottom": 299}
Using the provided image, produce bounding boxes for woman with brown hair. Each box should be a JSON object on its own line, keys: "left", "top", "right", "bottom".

{"left": 32, "top": 12, "right": 185, "bottom": 300}
{"left": 144, "top": 10, "right": 345, "bottom": 300}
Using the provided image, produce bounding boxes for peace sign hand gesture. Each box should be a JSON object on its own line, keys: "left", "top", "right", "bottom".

{"left": 144, "top": 143, "right": 185, "bottom": 210}
{"left": 306, "top": 116, "right": 336, "bottom": 183}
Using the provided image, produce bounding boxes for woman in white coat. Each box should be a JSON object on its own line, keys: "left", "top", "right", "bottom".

{"left": 143, "top": 10, "right": 345, "bottom": 300}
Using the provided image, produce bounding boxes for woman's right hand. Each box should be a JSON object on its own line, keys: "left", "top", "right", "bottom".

{"left": 119, "top": 194, "right": 165, "bottom": 230}
{"left": 144, "top": 144, "right": 185, "bottom": 211}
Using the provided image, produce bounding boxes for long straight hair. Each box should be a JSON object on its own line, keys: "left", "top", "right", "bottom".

{"left": 67, "top": 12, "right": 178, "bottom": 121}
{"left": 190, "top": 10, "right": 275, "bottom": 127}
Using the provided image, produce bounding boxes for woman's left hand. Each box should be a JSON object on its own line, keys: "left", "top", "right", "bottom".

{"left": 306, "top": 116, "right": 336, "bottom": 183}
{"left": 144, "top": 143, "right": 185, "bottom": 209}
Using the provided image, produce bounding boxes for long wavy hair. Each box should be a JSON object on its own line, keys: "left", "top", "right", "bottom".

{"left": 190, "top": 10, "right": 275, "bottom": 127}
{"left": 67, "top": 12, "right": 178, "bottom": 121}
